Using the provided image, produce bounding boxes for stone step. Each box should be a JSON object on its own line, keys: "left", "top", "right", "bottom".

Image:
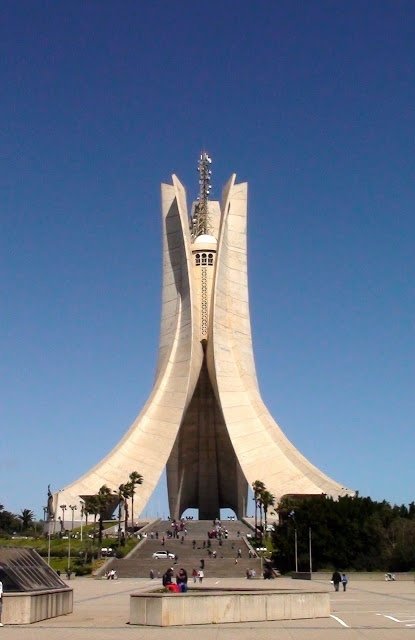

{"left": 101, "top": 520, "right": 263, "bottom": 579}
{"left": 107, "top": 557, "right": 263, "bottom": 579}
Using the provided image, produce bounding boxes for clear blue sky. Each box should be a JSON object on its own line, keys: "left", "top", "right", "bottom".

{"left": 1, "top": 1, "right": 414, "bottom": 519}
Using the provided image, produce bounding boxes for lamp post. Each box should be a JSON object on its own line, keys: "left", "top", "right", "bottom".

{"left": 294, "top": 526, "right": 298, "bottom": 573}
{"left": 309, "top": 526, "right": 313, "bottom": 575}
{"left": 60, "top": 504, "right": 67, "bottom": 531}
{"left": 67, "top": 505, "right": 77, "bottom": 573}
{"left": 80, "top": 500, "right": 85, "bottom": 542}
{"left": 288, "top": 509, "right": 298, "bottom": 573}
{"left": 42, "top": 506, "right": 52, "bottom": 566}
{"left": 47, "top": 517, "right": 52, "bottom": 566}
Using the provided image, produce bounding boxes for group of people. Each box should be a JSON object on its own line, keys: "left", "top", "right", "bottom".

{"left": 162, "top": 567, "right": 188, "bottom": 592}
{"left": 105, "top": 569, "right": 117, "bottom": 580}
{"left": 331, "top": 570, "right": 348, "bottom": 591}
{"left": 162, "top": 565, "right": 206, "bottom": 592}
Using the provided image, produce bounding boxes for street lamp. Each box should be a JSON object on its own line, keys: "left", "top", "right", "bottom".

{"left": 60, "top": 504, "right": 67, "bottom": 531}
{"left": 67, "top": 505, "right": 77, "bottom": 573}
{"left": 309, "top": 526, "right": 313, "bottom": 575}
{"left": 80, "top": 500, "right": 85, "bottom": 542}
{"left": 288, "top": 510, "right": 298, "bottom": 573}
{"left": 294, "top": 526, "right": 298, "bottom": 573}
{"left": 42, "top": 505, "right": 52, "bottom": 566}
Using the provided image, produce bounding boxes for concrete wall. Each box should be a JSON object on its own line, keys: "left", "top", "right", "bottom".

{"left": 3, "top": 588, "right": 73, "bottom": 625}
{"left": 130, "top": 589, "right": 330, "bottom": 626}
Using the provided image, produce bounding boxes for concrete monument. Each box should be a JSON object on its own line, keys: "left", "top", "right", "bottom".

{"left": 52, "top": 155, "right": 352, "bottom": 520}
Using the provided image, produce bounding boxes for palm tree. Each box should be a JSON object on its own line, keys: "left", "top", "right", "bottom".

{"left": 116, "top": 483, "right": 131, "bottom": 543}
{"left": 128, "top": 471, "right": 143, "bottom": 531}
{"left": 97, "top": 485, "right": 114, "bottom": 543}
{"left": 122, "top": 482, "right": 132, "bottom": 534}
{"left": 84, "top": 496, "right": 100, "bottom": 539}
{"left": 260, "top": 491, "right": 276, "bottom": 537}
{"left": 252, "top": 480, "right": 266, "bottom": 541}
{"left": 19, "top": 508, "right": 34, "bottom": 531}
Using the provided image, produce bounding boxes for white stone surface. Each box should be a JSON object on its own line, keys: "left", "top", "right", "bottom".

{"left": 52, "top": 169, "right": 353, "bottom": 520}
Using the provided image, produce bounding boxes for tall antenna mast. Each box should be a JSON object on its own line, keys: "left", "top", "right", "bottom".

{"left": 191, "top": 152, "right": 212, "bottom": 240}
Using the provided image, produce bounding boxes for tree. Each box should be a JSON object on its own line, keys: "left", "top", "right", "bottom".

{"left": 128, "top": 471, "right": 143, "bottom": 531}
{"left": 0, "top": 505, "right": 20, "bottom": 535}
{"left": 97, "top": 485, "right": 114, "bottom": 543}
{"left": 84, "top": 496, "right": 100, "bottom": 538}
{"left": 116, "top": 483, "right": 131, "bottom": 544}
{"left": 19, "top": 508, "right": 35, "bottom": 531}
{"left": 260, "top": 491, "right": 276, "bottom": 536}
{"left": 252, "top": 480, "right": 266, "bottom": 541}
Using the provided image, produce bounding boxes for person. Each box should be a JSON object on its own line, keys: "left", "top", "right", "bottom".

{"left": 192, "top": 568, "right": 198, "bottom": 583}
{"left": 149, "top": 569, "right": 154, "bottom": 579}
{"left": 331, "top": 570, "right": 342, "bottom": 592}
{"left": 341, "top": 573, "right": 348, "bottom": 591}
{"left": 106, "top": 569, "right": 117, "bottom": 580}
{"left": 0, "top": 575, "right": 3, "bottom": 627}
{"left": 162, "top": 568, "right": 174, "bottom": 587}
{"left": 176, "top": 568, "right": 188, "bottom": 592}
{"left": 198, "top": 569, "right": 204, "bottom": 583}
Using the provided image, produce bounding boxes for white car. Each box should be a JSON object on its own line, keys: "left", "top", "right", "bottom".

{"left": 152, "top": 551, "right": 175, "bottom": 560}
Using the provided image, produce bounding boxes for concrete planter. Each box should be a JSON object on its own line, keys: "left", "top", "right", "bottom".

{"left": 2, "top": 588, "right": 73, "bottom": 625}
{"left": 130, "top": 588, "right": 330, "bottom": 626}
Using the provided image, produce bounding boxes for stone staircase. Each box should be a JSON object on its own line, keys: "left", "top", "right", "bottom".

{"left": 103, "top": 519, "right": 264, "bottom": 579}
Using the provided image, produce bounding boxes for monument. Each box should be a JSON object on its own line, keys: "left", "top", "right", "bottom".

{"left": 52, "top": 155, "right": 352, "bottom": 520}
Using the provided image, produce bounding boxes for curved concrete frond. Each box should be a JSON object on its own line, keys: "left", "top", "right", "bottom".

{"left": 52, "top": 168, "right": 353, "bottom": 523}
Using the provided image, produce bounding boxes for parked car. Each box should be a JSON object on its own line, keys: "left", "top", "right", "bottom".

{"left": 152, "top": 551, "right": 175, "bottom": 559}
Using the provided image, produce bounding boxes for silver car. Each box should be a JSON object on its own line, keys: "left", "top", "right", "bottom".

{"left": 152, "top": 550, "right": 175, "bottom": 559}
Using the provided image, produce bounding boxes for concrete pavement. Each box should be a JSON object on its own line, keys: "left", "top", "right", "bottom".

{"left": 0, "top": 575, "right": 414, "bottom": 639}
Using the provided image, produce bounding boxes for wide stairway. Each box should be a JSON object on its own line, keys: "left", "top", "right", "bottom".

{"left": 104, "top": 519, "right": 263, "bottom": 579}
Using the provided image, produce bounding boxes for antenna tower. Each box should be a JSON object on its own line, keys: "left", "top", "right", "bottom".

{"left": 191, "top": 152, "right": 212, "bottom": 240}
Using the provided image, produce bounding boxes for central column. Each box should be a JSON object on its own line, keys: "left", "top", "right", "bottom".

{"left": 166, "top": 356, "right": 247, "bottom": 520}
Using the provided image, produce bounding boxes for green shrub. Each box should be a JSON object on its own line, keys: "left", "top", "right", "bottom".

{"left": 74, "top": 565, "right": 92, "bottom": 576}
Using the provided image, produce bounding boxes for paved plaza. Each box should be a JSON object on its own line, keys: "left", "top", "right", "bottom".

{"left": 1, "top": 575, "right": 414, "bottom": 639}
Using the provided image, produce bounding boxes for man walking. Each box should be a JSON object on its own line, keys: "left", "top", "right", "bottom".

{"left": 331, "top": 570, "right": 342, "bottom": 592}
{"left": 0, "top": 575, "right": 4, "bottom": 626}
